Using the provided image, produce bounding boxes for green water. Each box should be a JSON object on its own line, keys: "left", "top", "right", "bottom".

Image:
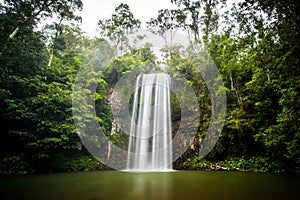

{"left": 0, "top": 171, "right": 299, "bottom": 200}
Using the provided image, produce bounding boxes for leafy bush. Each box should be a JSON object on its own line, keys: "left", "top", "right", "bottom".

{"left": 182, "top": 156, "right": 285, "bottom": 173}
{"left": 0, "top": 156, "right": 31, "bottom": 175}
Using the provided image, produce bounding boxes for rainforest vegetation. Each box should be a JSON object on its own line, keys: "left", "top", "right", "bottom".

{"left": 0, "top": 0, "right": 299, "bottom": 174}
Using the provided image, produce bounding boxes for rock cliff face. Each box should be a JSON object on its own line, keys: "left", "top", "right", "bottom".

{"left": 107, "top": 88, "right": 130, "bottom": 135}
{"left": 107, "top": 89, "right": 121, "bottom": 135}
{"left": 105, "top": 90, "right": 121, "bottom": 160}
{"left": 107, "top": 89, "right": 122, "bottom": 115}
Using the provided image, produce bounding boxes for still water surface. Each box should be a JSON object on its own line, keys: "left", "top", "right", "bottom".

{"left": 0, "top": 171, "right": 299, "bottom": 200}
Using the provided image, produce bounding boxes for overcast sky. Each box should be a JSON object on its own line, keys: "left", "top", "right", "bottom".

{"left": 78, "top": 0, "right": 177, "bottom": 37}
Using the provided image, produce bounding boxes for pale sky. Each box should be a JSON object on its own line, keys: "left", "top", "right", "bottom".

{"left": 78, "top": 0, "right": 177, "bottom": 37}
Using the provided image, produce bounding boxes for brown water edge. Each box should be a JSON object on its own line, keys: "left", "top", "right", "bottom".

{"left": 0, "top": 170, "right": 299, "bottom": 200}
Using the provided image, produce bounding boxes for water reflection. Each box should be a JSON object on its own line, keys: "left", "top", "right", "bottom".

{"left": 0, "top": 171, "right": 299, "bottom": 200}
{"left": 125, "top": 172, "right": 173, "bottom": 200}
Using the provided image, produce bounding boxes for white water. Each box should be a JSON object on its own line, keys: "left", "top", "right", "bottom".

{"left": 126, "top": 73, "right": 172, "bottom": 171}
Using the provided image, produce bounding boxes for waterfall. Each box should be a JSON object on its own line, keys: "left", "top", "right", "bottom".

{"left": 126, "top": 73, "right": 173, "bottom": 171}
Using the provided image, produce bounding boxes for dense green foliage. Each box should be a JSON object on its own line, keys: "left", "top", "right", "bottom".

{"left": 0, "top": 0, "right": 299, "bottom": 174}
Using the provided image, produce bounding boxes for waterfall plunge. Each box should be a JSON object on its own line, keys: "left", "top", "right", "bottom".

{"left": 126, "top": 73, "right": 173, "bottom": 171}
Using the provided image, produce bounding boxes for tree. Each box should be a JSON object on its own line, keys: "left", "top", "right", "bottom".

{"left": 98, "top": 3, "right": 141, "bottom": 53}
{"left": 0, "top": 0, "right": 83, "bottom": 55}
{"left": 170, "top": 0, "right": 225, "bottom": 44}
{"left": 238, "top": 0, "right": 299, "bottom": 172}
{"left": 204, "top": 0, "right": 300, "bottom": 172}
{"left": 147, "top": 9, "right": 186, "bottom": 45}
